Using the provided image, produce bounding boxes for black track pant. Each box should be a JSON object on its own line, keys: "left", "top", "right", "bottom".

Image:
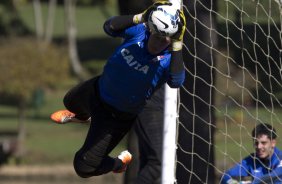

{"left": 63, "top": 77, "right": 136, "bottom": 178}
{"left": 134, "top": 86, "right": 164, "bottom": 184}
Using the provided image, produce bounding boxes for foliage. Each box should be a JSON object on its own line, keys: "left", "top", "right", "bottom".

{"left": 31, "top": 0, "right": 109, "bottom": 6}
{"left": 0, "top": 86, "right": 126, "bottom": 165}
{"left": 16, "top": 1, "right": 117, "bottom": 39}
{"left": 0, "top": 1, "right": 31, "bottom": 36}
{"left": 217, "top": 0, "right": 282, "bottom": 23}
{"left": 82, "top": 60, "right": 105, "bottom": 75}
{"left": 0, "top": 37, "right": 70, "bottom": 104}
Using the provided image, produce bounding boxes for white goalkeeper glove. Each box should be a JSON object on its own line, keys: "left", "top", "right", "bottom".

{"left": 170, "top": 9, "right": 186, "bottom": 51}
{"left": 227, "top": 179, "right": 252, "bottom": 184}
{"left": 133, "top": 1, "right": 172, "bottom": 24}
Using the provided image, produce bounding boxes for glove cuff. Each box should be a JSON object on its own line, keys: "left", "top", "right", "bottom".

{"left": 171, "top": 41, "right": 183, "bottom": 51}
{"left": 133, "top": 13, "right": 143, "bottom": 24}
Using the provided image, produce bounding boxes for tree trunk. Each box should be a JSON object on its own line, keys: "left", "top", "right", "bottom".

{"left": 33, "top": 0, "right": 44, "bottom": 40}
{"left": 44, "top": 0, "right": 57, "bottom": 44}
{"left": 16, "top": 98, "right": 27, "bottom": 164}
{"left": 64, "top": 0, "right": 86, "bottom": 80}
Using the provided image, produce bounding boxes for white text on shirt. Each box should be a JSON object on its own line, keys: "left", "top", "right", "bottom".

{"left": 121, "top": 48, "right": 149, "bottom": 74}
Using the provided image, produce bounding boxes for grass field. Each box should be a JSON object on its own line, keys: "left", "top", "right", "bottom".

{"left": 16, "top": 2, "right": 118, "bottom": 38}
{"left": 0, "top": 79, "right": 127, "bottom": 165}
{"left": 2, "top": 86, "right": 281, "bottom": 176}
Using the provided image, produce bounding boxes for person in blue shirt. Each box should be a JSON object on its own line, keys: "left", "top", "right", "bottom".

{"left": 50, "top": 1, "right": 186, "bottom": 178}
{"left": 221, "top": 123, "right": 282, "bottom": 184}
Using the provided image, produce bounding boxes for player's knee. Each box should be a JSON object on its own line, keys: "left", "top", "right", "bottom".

{"left": 73, "top": 151, "right": 100, "bottom": 178}
{"left": 148, "top": 160, "right": 161, "bottom": 178}
{"left": 136, "top": 161, "right": 161, "bottom": 184}
{"left": 63, "top": 94, "right": 72, "bottom": 110}
{"left": 152, "top": 163, "right": 161, "bottom": 174}
{"left": 144, "top": 160, "right": 162, "bottom": 179}
{"left": 73, "top": 155, "right": 93, "bottom": 178}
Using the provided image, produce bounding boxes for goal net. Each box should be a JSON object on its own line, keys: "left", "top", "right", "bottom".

{"left": 167, "top": 0, "right": 282, "bottom": 183}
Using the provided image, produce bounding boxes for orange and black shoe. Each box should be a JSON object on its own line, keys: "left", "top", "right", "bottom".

{"left": 50, "top": 110, "right": 90, "bottom": 124}
{"left": 113, "top": 150, "right": 132, "bottom": 173}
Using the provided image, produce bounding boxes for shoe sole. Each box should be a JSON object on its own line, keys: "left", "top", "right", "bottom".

{"left": 50, "top": 110, "right": 74, "bottom": 124}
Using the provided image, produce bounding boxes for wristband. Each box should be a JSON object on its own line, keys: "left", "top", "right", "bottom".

{"left": 133, "top": 13, "right": 143, "bottom": 24}
{"left": 171, "top": 41, "right": 183, "bottom": 51}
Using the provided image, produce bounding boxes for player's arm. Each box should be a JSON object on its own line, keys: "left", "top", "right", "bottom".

{"left": 220, "top": 161, "right": 251, "bottom": 184}
{"left": 104, "top": 15, "right": 134, "bottom": 33}
{"left": 252, "top": 164, "right": 282, "bottom": 184}
{"left": 104, "top": 1, "right": 172, "bottom": 35}
{"left": 167, "top": 9, "right": 186, "bottom": 88}
{"left": 103, "top": 15, "right": 134, "bottom": 37}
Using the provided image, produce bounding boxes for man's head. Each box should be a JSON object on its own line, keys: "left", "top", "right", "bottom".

{"left": 147, "top": 33, "right": 171, "bottom": 55}
{"left": 252, "top": 123, "right": 277, "bottom": 159}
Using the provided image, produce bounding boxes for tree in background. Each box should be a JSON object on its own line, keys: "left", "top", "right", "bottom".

{"left": 0, "top": 0, "right": 31, "bottom": 36}
{"left": 32, "top": 0, "right": 87, "bottom": 80}
{"left": 32, "top": 0, "right": 57, "bottom": 44}
{"left": 0, "top": 38, "right": 70, "bottom": 161}
{"left": 64, "top": 0, "right": 88, "bottom": 80}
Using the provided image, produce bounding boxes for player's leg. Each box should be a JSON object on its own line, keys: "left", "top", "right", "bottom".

{"left": 73, "top": 83, "right": 137, "bottom": 177}
{"left": 62, "top": 77, "right": 97, "bottom": 121}
{"left": 73, "top": 112, "right": 135, "bottom": 177}
{"left": 51, "top": 77, "right": 98, "bottom": 124}
{"left": 134, "top": 87, "right": 164, "bottom": 184}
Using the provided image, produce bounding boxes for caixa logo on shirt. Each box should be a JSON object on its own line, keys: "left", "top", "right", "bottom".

{"left": 121, "top": 48, "right": 149, "bottom": 74}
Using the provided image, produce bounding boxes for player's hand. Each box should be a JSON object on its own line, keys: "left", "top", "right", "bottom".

{"left": 227, "top": 179, "right": 252, "bottom": 184}
{"left": 133, "top": 1, "right": 172, "bottom": 24}
{"left": 171, "top": 9, "right": 186, "bottom": 42}
{"left": 142, "top": 1, "right": 172, "bottom": 22}
{"left": 170, "top": 9, "right": 186, "bottom": 51}
{"left": 227, "top": 179, "right": 240, "bottom": 184}
{"left": 241, "top": 181, "right": 252, "bottom": 184}
{"left": 227, "top": 179, "right": 241, "bottom": 184}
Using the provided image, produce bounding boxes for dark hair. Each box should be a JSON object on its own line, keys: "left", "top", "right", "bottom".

{"left": 252, "top": 123, "right": 277, "bottom": 140}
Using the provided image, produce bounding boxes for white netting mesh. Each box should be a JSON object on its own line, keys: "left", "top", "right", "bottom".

{"left": 175, "top": 1, "right": 282, "bottom": 183}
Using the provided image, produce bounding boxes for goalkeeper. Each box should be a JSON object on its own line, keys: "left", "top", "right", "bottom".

{"left": 50, "top": 1, "right": 186, "bottom": 178}
{"left": 221, "top": 123, "right": 282, "bottom": 184}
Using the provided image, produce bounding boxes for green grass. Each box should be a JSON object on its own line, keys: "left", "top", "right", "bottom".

{"left": 24, "top": 120, "right": 89, "bottom": 164}
{"left": 0, "top": 79, "right": 126, "bottom": 165}
{"left": 2, "top": 86, "right": 281, "bottom": 168}
{"left": 217, "top": 0, "right": 282, "bottom": 23}
{"left": 16, "top": 2, "right": 118, "bottom": 38}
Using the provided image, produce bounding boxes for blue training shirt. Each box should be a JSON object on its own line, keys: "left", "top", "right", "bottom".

{"left": 221, "top": 147, "right": 282, "bottom": 184}
{"left": 98, "top": 21, "right": 184, "bottom": 114}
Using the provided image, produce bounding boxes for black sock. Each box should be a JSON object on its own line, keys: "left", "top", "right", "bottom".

{"left": 113, "top": 158, "right": 123, "bottom": 171}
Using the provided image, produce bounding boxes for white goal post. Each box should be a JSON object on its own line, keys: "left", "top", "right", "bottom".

{"left": 162, "top": 1, "right": 182, "bottom": 184}
{"left": 162, "top": 85, "right": 178, "bottom": 184}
